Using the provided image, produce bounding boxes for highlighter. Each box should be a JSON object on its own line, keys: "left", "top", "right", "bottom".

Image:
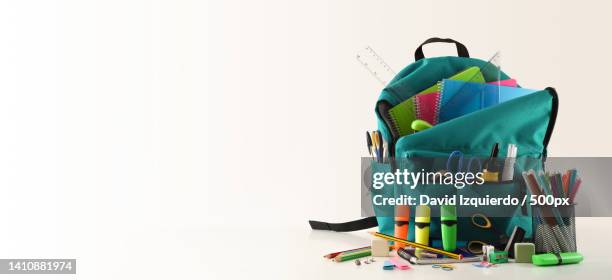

{"left": 394, "top": 205, "right": 410, "bottom": 249}
{"left": 415, "top": 205, "right": 430, "bottom": 254}
{"left": 411, "top": 119, "right": 433, "bottom": 132}
{"left": 532, "top": 252, "right": 583, "bottom": 266}
{"left": 483, "top": 143, "right": 500, "bottom": 182}
{"left": 440, "top": 205, "right": 457, "bottom": 252}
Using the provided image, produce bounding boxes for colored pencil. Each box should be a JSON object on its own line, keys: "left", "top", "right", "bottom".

{"left": 333, "top": 250, "right": 371, "bottom": 262}
{"left": 569, "top": 178, "right": 582, "bottom": 204}
{"left": 323, "top": 246, "right": 370, "bottom": 259}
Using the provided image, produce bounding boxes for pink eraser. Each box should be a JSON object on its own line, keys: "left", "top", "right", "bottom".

{"left": 389, "top": 257, "right": 411, "bottom": 270}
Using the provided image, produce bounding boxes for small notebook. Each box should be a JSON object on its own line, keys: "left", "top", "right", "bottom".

{"left": 438, "top": 79, "right": 538, "bottom": 122}
{"left": 415, "top": 79, "right": 517, "bottom": 124}
{"left": 489, "top": 79, "right": 517, "bottom": 87}
{"left": 415, "top": 92, "right": 440, "bottom": 125}
{"left": 388, "top": 67, "right": 484, "bottom": 136}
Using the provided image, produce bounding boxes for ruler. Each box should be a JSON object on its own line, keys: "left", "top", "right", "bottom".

{"left": 356, "top": 46, "right": 397, "bottom": 86}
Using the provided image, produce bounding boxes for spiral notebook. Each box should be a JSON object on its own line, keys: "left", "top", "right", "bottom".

{"left": 438, "top": 79, "right": 538, "bottom": 122}
{"left": 387, "top": 67, "right": 484, "bottom": 136}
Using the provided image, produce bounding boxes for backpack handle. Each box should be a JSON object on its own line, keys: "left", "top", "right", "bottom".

{"left": 414, "top": 37, "right": 470, "bottom": 61}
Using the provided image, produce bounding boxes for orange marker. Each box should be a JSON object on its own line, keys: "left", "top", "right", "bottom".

{"left": 562, "top": 171, "right": 570, "bottom": 195}
{"left": 394, "top": 206, "right": 410, "bottom": 249}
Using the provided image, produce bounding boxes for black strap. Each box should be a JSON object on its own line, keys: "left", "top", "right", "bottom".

{"left": 414, "top": 37, "right": 470, "bottom": 61}
{"left": 554, "top": 253, "right": 563, "bottom": 265}
{"left": 309, "top": 216, "right": 378, "bottom": 232}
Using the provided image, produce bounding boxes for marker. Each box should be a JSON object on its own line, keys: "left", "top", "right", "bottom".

{"left": 532, "top": 252, "right": 583, "bottom": 266}
{"left": 483, "top": 143, "right": 500, "bottom": 182}
{"left": 415, "top": 205, "right": 431, "bottom": 254}
{"left": 394, "top": 205, "right": 410, "bottom": 249}
{"left": 441, "top": 205, "right": 457, "bottom": 252}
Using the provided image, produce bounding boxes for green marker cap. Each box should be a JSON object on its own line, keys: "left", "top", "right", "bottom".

{"left": 440, "top": 205, "right": 457, "bottom": 221}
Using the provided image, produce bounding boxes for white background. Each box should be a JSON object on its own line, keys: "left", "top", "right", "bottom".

{"left": 1, "top": 0, "right": 611, "bottom": 279}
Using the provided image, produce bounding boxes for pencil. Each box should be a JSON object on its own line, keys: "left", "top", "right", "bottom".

{"left": 324, "top": 246, "right": 370, "bottom": 259}
{"left": 333, "top": 250, "right": 371, "bottom": 262}
{"left": 368, "top": 232, "right": 462, "bottom": 260}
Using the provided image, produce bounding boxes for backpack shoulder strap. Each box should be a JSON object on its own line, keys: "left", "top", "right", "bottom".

{"left": 308, "top": 216, "right": 378, "bottom": 232}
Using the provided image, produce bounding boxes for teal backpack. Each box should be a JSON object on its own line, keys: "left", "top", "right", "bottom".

{"left": 310, "top": 38, "right": 557, "bottom": 247}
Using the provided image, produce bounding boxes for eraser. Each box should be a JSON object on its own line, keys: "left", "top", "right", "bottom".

{"left": 504, "top": 226, "right": 526, "bottom": 258}
{"left": 371, "top": 237, "right": 389, "bottom": 257}
{"left": 389, "top": 257, "right": 411, "bottom": 270}
{"left": 514, "top": 243, "right": 535, "bottom": 263}
{"left": 383, "top": 260, "right": 394, "bottom": 270}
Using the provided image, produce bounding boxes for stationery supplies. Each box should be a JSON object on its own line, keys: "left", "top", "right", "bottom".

{"left": 371, "top": 237, "right": 390, "bottom": 257}
{"left": 432, "top": 264, "right": 454, "bottom": 271}
{"left": 523, "top": 168, "right": 581, "bottom": 254}
{"left": 394, "top": 205, "right": 410, "bottom": 249}
{"left": 514, "top": 243, "right": 535, "bottom": 263}
{"left": 501, "top": 144, "right": 517, "bottom": 181}
{"left": 324, "top": 246, "right": 370, "bottom": 259}
{"left": 382, "top": 260, "right": 395, "bottom": 270}
{"left": 489, "top": 79, "right": 517, "bottom": 87}
{"left": 504, "top": 226, "right": 526, "bottom": 258}
{"left": 368, "top": 232, "right": 463, "bottom": 260}
{"left": 482, "top": 143, "right": 500, "bottom": 182}
{"left": 532, "top": 252, "right": 583, "bottom": 266}
{"left": 356, "top": 46, "right": 396, "bottom": 86}
{"left": 524, "top": 171, "right": 569, "bottom": 252}
{"left": 532, "top": 205, "right": 576, "bottom": 253}
{"left": 482, "top": 245, "right": 495, "bottom": 262}
{"left": 411, "top": 119, "right": 433, "bottom": 132}
{"left": 389, "top": 257, "right": 411, "bottom": 270}
{"left": 333, "top": 249, "right": 371, "bottom": 262}
{"left": 473, "top": 261, "right": 497, "bottom": 268}
{"left": 387, "top": 66, "right": 484, "bottom": 136}
{"left": 354, "top": 259, "right": 361, "bottom": 266}
{"left": 438, "top": 79, "right": 538, "bottom": 123}
{"left": 413, "top": 79, "right": 516, "bottom": 127}
{"left": 366, "top": 131, "right": 386, "bottom": 163}
{"left": 365, "top": 132, "right": 374, "bottom": 157}
{"left": 415, "top": 92, "right": 440, "bottom": 125}
{"left": 415, "top": 205, "right": 431, "bottom": 254}
{"left": 409, "top": 255, "right": 481, "bottom": 265}
{"left": 569, "top": 178, "right": 582, "bottom": 204}
{"left": 396, "top": 247, "right": 416, "bottom": 264}
{"left": 488, "top": 250, "right": 508, "bottom": 264}
{"left": 441, "top": 205, "right": 457, "bottom": 252}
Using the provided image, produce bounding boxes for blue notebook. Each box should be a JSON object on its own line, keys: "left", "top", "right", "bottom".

{"left": 438, "top": 79, "right": 538, "bottom": 122}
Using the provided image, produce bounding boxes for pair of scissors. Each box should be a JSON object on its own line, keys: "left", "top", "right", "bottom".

{"left": 432, "top": 264, "right": 454, "bottom": 271}
{"left": 445, "top": 151, "right": 482, "bottom": 173}
{"left": 466, "top": 213, "right": 508, "bottom": 254}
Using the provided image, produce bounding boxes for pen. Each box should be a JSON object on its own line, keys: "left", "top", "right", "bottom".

{"left": 376, "top": 131, "right": 384, "bottom": 162}
{"left": 366, "top": 131, "right": 373, "bottom": 157}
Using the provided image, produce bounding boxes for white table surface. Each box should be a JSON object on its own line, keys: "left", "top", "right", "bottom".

{"left": 201, "top": 218, "right": 610, "bottom": 279}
